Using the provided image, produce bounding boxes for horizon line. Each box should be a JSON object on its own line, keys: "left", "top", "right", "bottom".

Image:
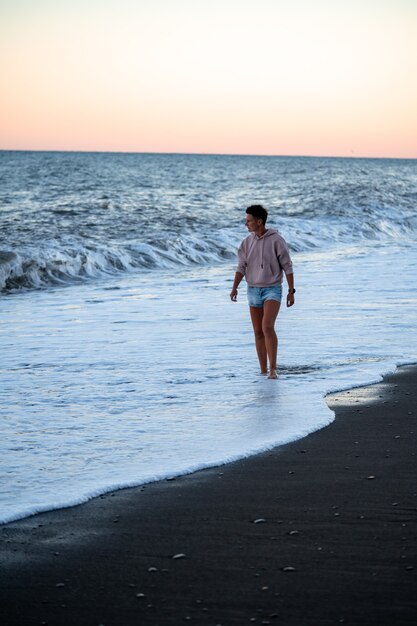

{"left": 0, "top": 148, "right": 415, "bottom": 161}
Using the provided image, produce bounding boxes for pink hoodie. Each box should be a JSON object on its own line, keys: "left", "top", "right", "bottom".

{"left": 236, "top": 229, "right": 293, "bottom": 287}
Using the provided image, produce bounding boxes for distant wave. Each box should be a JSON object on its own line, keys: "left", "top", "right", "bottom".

{"left": 2, "top": 150, "right": 417, "bottom": 295}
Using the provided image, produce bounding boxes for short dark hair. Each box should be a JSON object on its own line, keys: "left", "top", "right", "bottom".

{"left": 246, "top": 204, "right": 268, "bottom": 225}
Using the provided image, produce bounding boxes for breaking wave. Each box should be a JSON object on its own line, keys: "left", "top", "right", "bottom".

{"left": 2, "top": 205, "right": 416, "bottom": 294}
{"left": 0, "top": 233, "right": 239, "bottom": 293}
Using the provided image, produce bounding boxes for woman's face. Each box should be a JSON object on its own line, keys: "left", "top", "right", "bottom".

{"left": 245, "top": 214, "right": 262, "bottom": 232}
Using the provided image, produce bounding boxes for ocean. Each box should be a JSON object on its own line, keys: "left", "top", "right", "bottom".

{"left": 1, "top": 151, "right": 416, "bottom": 524}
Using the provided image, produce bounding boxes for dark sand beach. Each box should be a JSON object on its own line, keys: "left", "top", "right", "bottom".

{"left": 1, "top": 365, "right": 416, "bottom": 626}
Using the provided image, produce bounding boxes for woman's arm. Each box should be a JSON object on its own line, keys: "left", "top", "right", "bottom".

{"left": 230, "top": 271, "right": 244, "bottom": 301}
{"left": 286, "top": 272, "right": 295, "bottom": 307}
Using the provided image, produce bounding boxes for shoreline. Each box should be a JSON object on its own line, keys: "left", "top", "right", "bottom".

{"left": 1, "top": 365, "right": 417, "bottom": 625}
{"left": 2, "top": 362, "right": 413, "bottom": 528}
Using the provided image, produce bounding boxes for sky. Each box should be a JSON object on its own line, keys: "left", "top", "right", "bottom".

{"left": 0, "top": 0, "right": 416, "bottom": 158}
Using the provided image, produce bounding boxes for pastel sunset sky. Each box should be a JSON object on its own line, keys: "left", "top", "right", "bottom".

{"left": 1, "top": 0, "right": 416, "bottom": 158}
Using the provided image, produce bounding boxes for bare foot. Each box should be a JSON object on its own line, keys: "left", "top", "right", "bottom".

{"left": 268, "top": 368, "right": 278, "bottom": 379}
{"left": 260, "top": 370, "right": 268, "bottom": 376}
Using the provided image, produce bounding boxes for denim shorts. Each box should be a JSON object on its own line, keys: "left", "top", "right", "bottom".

{"left": 247, "top": 284, "right": 282, "bottom": 308}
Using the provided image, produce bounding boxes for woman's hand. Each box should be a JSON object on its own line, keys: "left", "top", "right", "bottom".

{"left": 230, "top": 288, "right": 238, "bottom": 301}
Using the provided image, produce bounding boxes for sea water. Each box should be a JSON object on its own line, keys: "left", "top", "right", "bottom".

{"left": 1, "top": 152, "right": 416, "bottom": 524}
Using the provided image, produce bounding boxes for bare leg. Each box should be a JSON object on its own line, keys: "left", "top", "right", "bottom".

{"left": 262, "top": 300, "right": 280, "bottom": 378}
{"left": 249, "top": 306, "right": 267, "bottom": 374}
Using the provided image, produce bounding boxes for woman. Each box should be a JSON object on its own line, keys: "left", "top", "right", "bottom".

{"left": 230, "top": 204, "right": 295, "bottom": 379}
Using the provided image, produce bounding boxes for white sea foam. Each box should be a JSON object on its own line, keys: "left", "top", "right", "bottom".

{"left": 1, "top": 243, "right": 416, "bottom": 524}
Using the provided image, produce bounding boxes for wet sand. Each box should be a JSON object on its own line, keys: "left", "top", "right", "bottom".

{"left": 1, "top": 365, "right": 416, "bottom": 625}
